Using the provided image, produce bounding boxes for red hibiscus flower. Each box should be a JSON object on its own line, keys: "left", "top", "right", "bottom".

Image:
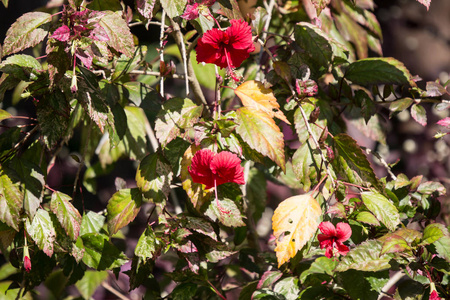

{"left": 430, "top": 290, "right": 441, "bottom": 300}
{"left": 196, "top": 19, "right": 255, "bottom": 70}
{"left": 24, "top": 255, "right": 31, "bottom": 273}
{"left": 188, "top": 149, "right": 245, "bottom": 189}
{"left": 318, "top": 221, "right": 352, "bottom": 258}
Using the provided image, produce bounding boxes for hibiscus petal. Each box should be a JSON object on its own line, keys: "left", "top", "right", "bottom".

{"left": 226, "top": 19, "right": 255, "bottom": 50}
{"left": 188, "top": 149, "right": 215, "bottom": 188}
{"left": 210, "top": 151, "right": 245, "bottom": 186}
{"left": 336, "top": 222, "right": 352, "bottom": 242}
{"left": 336, "top": 242, "right": 349, "bottom": 256}
{"left": 318, "top": 221, "right": 337, "bottom": 237}
{"left": 196, "top": 36, "right": 228, "bottom": 68}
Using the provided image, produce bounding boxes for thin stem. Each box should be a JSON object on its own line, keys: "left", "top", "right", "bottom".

{"left": 364, "top": 148, "right": 397, "bottom": 181}
{"left": 312, "top": 173, "right": 329, "bottom": 196}
{"left": 206, "top": 279, "right": 227, "bottom": 300}
{"left": 170, "top": 19, "right": 190, "bottom": 96}
{"left": 92, "top": 69, "right": 187, "bottom": 79}
{"left": 101, "top": 282, "right": 130, "bottom": 300}
{"left": 298, "top": 105, "right": 336, "bottom": 188}
{"left": 159, "top": 10, "right": 166, "bottom": 98}
{"left": 377, "top": 271, "right": 405, "bottom": 300}
{"left": 214, "top": 65, "right": 222, "bottom": 119}
{"left": 256, "top": 0, "right": 276, "bottom": 81}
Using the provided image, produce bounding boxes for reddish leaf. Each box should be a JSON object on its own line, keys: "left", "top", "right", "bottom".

{"left": 98, "top": 11, "right": 134, "bottom": 57}
{"left": 411, "top": 104, "right": 427, "bottom": 126}
{"left": 52, "top": 25, "right": 71, "bottom": 42}
{"left": 437, "top": 117, "right": 450, "bottom": 128}
{"left": 2, "top": 12, "right": 51, "bottom": 56}
{"left": 136, "top": 0, "right": 156, "bottom": 19}
{"left": 416, "top": 0, "right": 431, "bottom": 10}
{"left": 50, "top": 191, "right": 82, "bottom": 241}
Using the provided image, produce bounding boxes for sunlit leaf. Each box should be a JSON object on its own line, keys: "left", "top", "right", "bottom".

{"left": 0, "top": 54, "right": 42, "bottom": 81}
{"left": 160, "top": 0, "right": 187, "bottom": 18}
{"left": 2, "top": 12, "right": 51, "bottom": 56}
{"left": 272, "top": 194, "right": 322, "bottom": 267}
{"left": 0, "top": 171, "right": 22, "bottom": 231}
{"left": 155, "top": 97, "right": 203, "bottom": 147}
{"left": 75, "top": 270, "right": 108, "bottom": 300}
{"left": 416, "top": 0, "right": 431, "bottom": 10}
{"left": 81, "top": 233, "right": 128, "bottom": 270}
{"left": 80, "top": 211, "right": 106, "bottom": 236}
{"left": 50, "top": 192, "right": 82, "bottom": 241}
{"left": 135, "top": 225, "right": 160, "bottom": 259}
{"left": 26, "top": 209, "right": 56, "bottom": 257}
{"left": 411, "top": 104, "right": 427, "bottom": 126}
{"left": 106, "top": 188, "right": 142, "bottom": 235}
{"left": 420, "top": 223, "right": 445, "bottom": 246}
{"left": 205, "top": 198, "right": 245, "bottom": 227}
{"left": 235, "top": 80, "right": 289, "bottom": 124}
{"left": 379, "top": 234, "right": 411, "bottom": 255}
{"left": 136, "top": 153, "right": 173, "bottom": 204}
{"left": 361, "top": 192, "right": 400, "bottom": 231}
{"left": 99, "top": 11, "right": 134, "bottom": 57}
{"left": 236, "top": 107, "right": 285, "bottom": 172}
{"left": 335, "top": 240, "right": 394, "bottom": 272}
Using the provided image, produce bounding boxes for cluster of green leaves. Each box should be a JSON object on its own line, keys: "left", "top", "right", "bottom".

{"left": 0, "top": 0, "right": 449, "bottom": 299}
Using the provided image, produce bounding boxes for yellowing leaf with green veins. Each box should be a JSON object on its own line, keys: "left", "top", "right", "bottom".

{"left": 272, "top": 194, "right": 322, "bottom": 267}
{"left": 235, "top": 80, "right": 290, "bottom": 124}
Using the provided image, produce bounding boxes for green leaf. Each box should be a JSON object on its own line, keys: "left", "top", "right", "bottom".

{"left": 294, "top": 22, "right": 346, "bottom": 76}
{"left": 50, "top": 192, "right": 82, "bottom": 241}
{"left": 205, "top": 249, "right": 236, "bottom": 263}
{"left": 257, "top": 270, "right": 283, "bottom": 289}
{"left": 75, "top": 270, "right": 108, "bottom": 299}
{"left": 205, "top": 198, "right": 245, "bottom": 227}
{"left": 294, "top": 102, "right": 324, "bottom": 144}
{"left": 0, "top": 222, "right": 16, "bottom": 254}
{"left": 107, "top": 188, "right": 142, "bottom": 235}
{"left": 236, "top": 107, "right": 285, "bottom": 172}
{"left": 10, "top": 159, "right": 44, "bottom": 220}
{"left": 361, "top": 192, "right": 400, "bottom": 231}
{"left": 155, "top": 97, "right": 203, "bottom": 147}
{"left": 190, "top": 51, "right": 225, "bottom": 90}
{"left": 411, "top": 104, "right": 427, "bottom": 126}
{"left": 417, "top": 181, "right": 446, "bottom": 195}
{"left": 26, "top": 209, "right": 56, "bottom": 257}
{"left": 99, "top": 11, "right": 134, "bottom": 57}
{"left": 0, "top": 74, "right": 21, "bottom": 102}
{"left": 171, "top": 282, "right": 198, "bottom": 300}
{"left": 389, "top": 98, "right": 414, "bottom": 116}
{"left": 355, "top": 211, "right": 380, "bottom": 226}
{"left": 420, "top": 223, "right": 445, "bottom": 246}
{"left": 344, "top": 57, "right": 414, "bottom": 86}
{"left": 136, "top": 0, "right": 157, "bottom": 19}
{"left": 135, "top": 226, "right": 160, "bottom": 259}
{"left": 136, "top": 153, "right": 173, "bottom": 204}
{"left": 87, "top": 0, "right": 122, "bottom": 11}
{"left": 300, "top": 257, "right": 338, "bottom": 284}
{"left": 335, "top": 240, "right": 394, "bottom": 272}
{"left": 2, "top": 12, "right": 51, "bottom": 56}
{"left": 292, "top": 139, "right": 323, "bottom": 192}
{"left": 0, "top": 54, "right": 42, "bottom": 81}
{"left": 337, "top": 270, "right": 389, "bottom": 300}
{"left": 434, "top": 234, "right": 450, "bottom": 263}
{"left": 0, "top": 171, "right": 23, "bottom": 231}
{"left": 81, "top": 233, "right": 128, "bottom": 270}
{"left": 380, "top": 234, "right": 411, "bottom": 255}
{"left": 1, "top": 0, "right": 8, "bottom": 8}
{"left": 80, "top": 211, "right": 106, "bottom": 236}
{"left": 245, "top": 168, "right": 267, "bottom": 223}
{"left": 37, "top": 90, "right": 70, "bottom": 148}
{"left": 273, "top": 277, "right": 300, "bottom": 300}
{"left": 160, "top": 0, "right": 187, "bottom": 18}
{"left": 333, "top": 134, "right": 382, "bottom": 191}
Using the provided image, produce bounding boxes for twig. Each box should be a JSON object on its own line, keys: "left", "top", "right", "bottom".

{"left": 159, "top": 10, "right": 166, "bottom": 98}
{"left": 365, "top": 148, "right": 397, "bottom": 181}
{"left": 170, "top": 19, "right": 190, "bottom": 96}
{"left": 206, "top": 279, "right": 227, "bottom": 300}
{"left": 256, "top": 0, "right": 276, "bottom": 81}
{"left": 377, "top": 271, "right": 405, "bottom": 300}
{"left": 101, "top": 282, "right": 130, "bottom": 300}
{"left": 298, "top": 105, "right": 336, "bottom": 188}
{"left": 169, "top": 17, "right": 207, "bottom": 106}
{"left": 91, "top": 69, "right": 188, "bottom": 79}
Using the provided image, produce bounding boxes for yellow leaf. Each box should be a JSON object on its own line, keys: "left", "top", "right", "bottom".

{"left": 180, "top": 145, "right": 212, "bottom": 209}
{"left": 235, "top": 80, "right": 290, "bottom": 124}
{"left": 272, "top": 194, "right": 322, "bottom": 267}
